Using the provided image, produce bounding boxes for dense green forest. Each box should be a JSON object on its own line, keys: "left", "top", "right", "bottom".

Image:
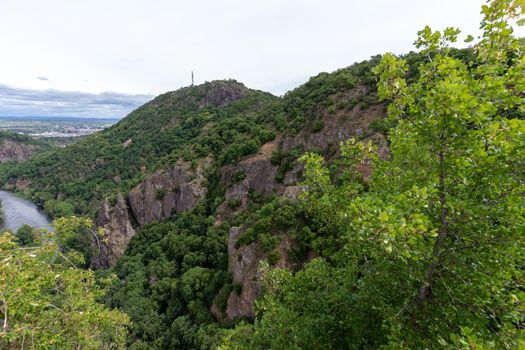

{"left": 1, "top": 0, "right": 524, "bottom": 349}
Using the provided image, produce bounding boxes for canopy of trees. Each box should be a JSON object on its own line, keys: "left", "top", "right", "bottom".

{"left": 222, "top": 0, "right": 525, "bottom": 348}
{"left": 0, "top": 223, "right": 129, "bottom": 349}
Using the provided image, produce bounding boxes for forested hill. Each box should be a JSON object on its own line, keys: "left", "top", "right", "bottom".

{"left": 4, "top": 8, "right": 525, "bottom": 344}
{"left": 2, "top": 5, "right": 524, "bottom": 345}
{"left": 0, "top": 49, "right": 475, "bottom": 220}
{"left": 0, "top": 80, "right": 280, "bottom": 216}
{"left": 0, "top": 56, "right": 389, "bottom": 347}
{"left": 0, "top": 57, "right": 383, "bottom": 219}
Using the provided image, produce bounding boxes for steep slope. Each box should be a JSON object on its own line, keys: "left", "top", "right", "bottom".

{"left": 100, "top": 57, "right": 391, "bottom": 349}
{"left": 1, "top": 57, "right": 392, "bottom": 349}
{"left": 1, "top": 80, "right": 278, "bottom": 217}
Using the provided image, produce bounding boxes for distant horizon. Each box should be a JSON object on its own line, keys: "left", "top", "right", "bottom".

{"left": 0, "top": 115, "right": 121, "bottom": 121}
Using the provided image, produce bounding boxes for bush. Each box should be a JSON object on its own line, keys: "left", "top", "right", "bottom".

{"left": 267, "top": 250, "right": 281, "bottom": 265}
{"left": 16, "top": 224, "right": 35, "bottom": 246}
{"left": 312, "top": 120, "right": 324, "bottom": 133}
{"left": 155, "top": 188, "right": 166, "bottom": 200}
{"left": 214, "top": 284, "right": 234, "bottom": 312}
{"left": 232, "top": 169, "right": 245, "bottom": 183}
{"left": 369, "top": 117, "right": 397, "bottom": 134}
{"left": 227, "top": 199, "right": 241, "bottom": 210}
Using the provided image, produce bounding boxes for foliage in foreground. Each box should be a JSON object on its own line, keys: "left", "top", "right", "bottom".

{"left": 222, "top": 0, "right": 525, "bottom": 348}
{"left": 0, "top": 225, "right": 129, "bottom": 349}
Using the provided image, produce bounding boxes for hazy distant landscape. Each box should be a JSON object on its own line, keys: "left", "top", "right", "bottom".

{"left": 0, "top": 116, "right": 119, "bottom": 138}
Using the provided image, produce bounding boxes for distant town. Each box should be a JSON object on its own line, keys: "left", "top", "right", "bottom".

{"left": 0, "top": 116, "right": 119, "bottom": 138}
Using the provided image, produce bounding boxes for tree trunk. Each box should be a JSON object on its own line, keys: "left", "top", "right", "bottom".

{"left": 414, "top": 140, "right": 449, "bottom": 311}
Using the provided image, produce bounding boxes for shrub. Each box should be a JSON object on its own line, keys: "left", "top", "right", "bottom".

{"left": 312, "top": 120, "right": 324, "bottom": 133}
{"left": 232, "top": 169, "right": 246, "bottom": 183}
{"left": 233, "top": 284, "right": 243, "bottom": 295}
{"left": 267, "top": 250, "right": 281, "bottom": 265}
{"left": 336, "top": 100, "right": 347, "bottom": 110}
{"left": 227, "top": 199, "right": 241, "bottom": 210}
{"left": 214, "top": 284, "right": 234, "bottom": 312}
{"left": 369, "top": 117, "right": 397, "bottom": 134}
{"left": 156, "top": 188, "right": 166, "bottom": 200}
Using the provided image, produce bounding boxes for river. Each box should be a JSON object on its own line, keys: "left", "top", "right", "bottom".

{"left": 0, "top": 190, "right": 53, "bottom": 232}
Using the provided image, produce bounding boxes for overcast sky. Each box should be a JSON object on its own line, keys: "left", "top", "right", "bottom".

{"left": 0, "top": 0, "right": 504, "bottom": 118}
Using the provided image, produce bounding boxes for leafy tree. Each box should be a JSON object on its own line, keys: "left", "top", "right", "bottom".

{"left": 15, "top": 224, "right": 35, "bottom": 246}
{"left": 0, "top": 230, "right": 129, "bottom": 349}
{"left": 222, "top": 0, "right": 525, "bottom": 348}
{"left": 54, "top": 216, "right": 99, "bottom": 266}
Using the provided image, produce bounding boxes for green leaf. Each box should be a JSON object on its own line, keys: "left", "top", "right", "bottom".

{"left": 464, "top": 34, "right": 474, "bottom": 43}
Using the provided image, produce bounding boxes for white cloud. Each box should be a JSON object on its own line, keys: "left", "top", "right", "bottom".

{"left": 0, "top": 84, "right": 153, "bottom": 118}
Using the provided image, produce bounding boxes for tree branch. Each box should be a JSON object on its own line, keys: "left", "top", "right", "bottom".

{"left": 414, "top": 135, "right": 449, "bottom": 313}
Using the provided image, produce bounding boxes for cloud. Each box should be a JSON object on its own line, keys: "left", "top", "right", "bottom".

{"left": 0, "top": 84, "right": 154, "bottom": 118}
{"left": 37, "top": 76, "right": 50, "bottom": 81}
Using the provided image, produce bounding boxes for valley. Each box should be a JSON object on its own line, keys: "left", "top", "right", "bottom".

{"left": 0, "top": 1, "right": 524, "bottom": 349}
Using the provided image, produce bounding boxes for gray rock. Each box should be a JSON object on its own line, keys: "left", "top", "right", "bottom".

{"left": 128, "top": 157, "right": 210, "bottom": 226}
{"left": 91, "top": 193, "right": 136, "bottom": 269}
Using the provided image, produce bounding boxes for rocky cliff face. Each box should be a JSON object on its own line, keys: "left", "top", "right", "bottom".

{"left": 91, "top": 193, "right": 136, "bottom": 269}
{"left": 220, "top": 225, "right": 306, "bottom": 321}
{"left": 88, "top": 82, "right": 388, "bottom": 281}
{"left": 87, "top": 81, "right": 255, "bottom": 268}
{"left": 129, "top": 157, "right": 211, "bottom": 227}
{"left": 214, "top": 90, "right": 389, "bottom": 320}
{"left": 217, "top": 141, "right": 278, "bottom": 220}
{"left": 0, "top": 140, "right": 37, "bottom": 163}
{"left": 198, "top": 80, "right": 250, "bottom": 108}
{"left": 91, "top": 158, "right": 211, "bottom": 267}
{"left": 224, "top": 227, "right": 265, "bottom": 320}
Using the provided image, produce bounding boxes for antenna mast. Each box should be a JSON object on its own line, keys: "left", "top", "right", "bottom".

{"left": 191, "top": 71, "right": 194, "bottom": 86}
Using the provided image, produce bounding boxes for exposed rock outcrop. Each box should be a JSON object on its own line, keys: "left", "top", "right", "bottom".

{"left": 285, "top": 102, "right": 384, "bottom": 153}
{"left": 217, "top": 141, "right": 278, "bottom": 219}
{"left": 161, "top": 80, "right": 251, "bottom": 111}
{"left": 279, "top": 88, "right": 387, "bottom": 185}
{"left": 225, "top": 227, "right": 266, "bottom": 320}
{"left": 198, "top": 80, "right": 250, "bottom": 108}
{"left": 216, "top": 94, "right": 389, "bottom": 319}
{"left": 91, "top": 193, "right": 136, "bottom": 269}
{"left": 218, "top": 226, "right": 304, "bottom": 321}
{"left": 128, "top": 157, "right": 211, "bottom": 227}
{"left": 0, "top": 140, "right": 37, "bottom": 163}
